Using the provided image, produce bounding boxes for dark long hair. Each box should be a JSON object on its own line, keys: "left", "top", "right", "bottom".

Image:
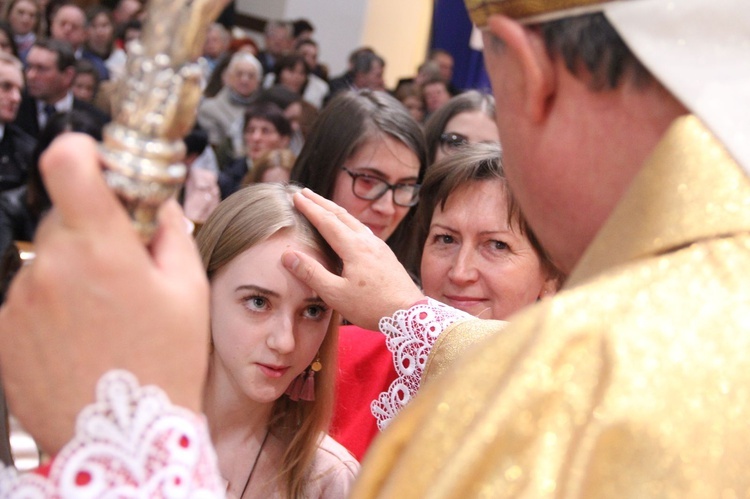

{"left": 290, "top": 89, "right": 427, "bottom": 274}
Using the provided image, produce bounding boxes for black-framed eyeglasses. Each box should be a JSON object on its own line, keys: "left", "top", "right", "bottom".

{"left": 341, "top": 167, "right": 421, "bottom": 207}
{"left": 439, "top": 132, "right": 469, "bottom": 151}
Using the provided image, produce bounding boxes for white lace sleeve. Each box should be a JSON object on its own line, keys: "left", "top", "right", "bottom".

{"left": 0, "top": 370, "right": 224, "bottom": 498}
{"left": 371, "top": 298, "right": 471, "bottom": 431}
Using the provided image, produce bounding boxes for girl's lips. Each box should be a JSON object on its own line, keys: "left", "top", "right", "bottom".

{"left": 257, "top": 364, "right": 289, "bottom": 378}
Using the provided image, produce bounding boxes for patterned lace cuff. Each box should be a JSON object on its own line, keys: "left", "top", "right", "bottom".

{"left": 371, "top": 298, "right": 471, "bottom": 430}
{"left": 0, "top": 370, "right": 223, "bottom": 497}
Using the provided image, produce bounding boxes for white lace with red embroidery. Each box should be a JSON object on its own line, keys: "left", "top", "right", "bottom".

{"left": 0, "top": 370, "right": 223, "bottom": 498}
{"left": 371, "top": 298, "right": 470, "bottom": 430}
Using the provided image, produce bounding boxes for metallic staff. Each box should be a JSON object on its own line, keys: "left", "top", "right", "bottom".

{"left": 100, "top": 0, "right": 229, "bottom": 240}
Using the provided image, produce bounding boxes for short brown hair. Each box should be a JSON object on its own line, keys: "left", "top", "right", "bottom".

{"left": 415, "top": 142, "right": 563, "bottom": 286}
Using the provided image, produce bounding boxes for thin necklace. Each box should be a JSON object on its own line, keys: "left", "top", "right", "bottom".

{"left": 239, "top": 429, "right": 270, "bottom": 499}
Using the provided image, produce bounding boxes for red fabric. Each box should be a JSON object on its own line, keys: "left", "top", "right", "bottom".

{"left": 331, "top": 325, "right": 396, "bottom": 462}
{"left": 35, "top": 461, "right": 52, "bottom": 477}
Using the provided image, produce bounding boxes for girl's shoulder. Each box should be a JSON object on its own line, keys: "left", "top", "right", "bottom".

{"left": 307, "top": 434, "right": 359, "bottom": 498}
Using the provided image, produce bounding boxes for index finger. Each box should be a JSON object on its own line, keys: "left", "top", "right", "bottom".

{"left": 40, "top": 133, "right": 132, "bottom": 234}
{"left": 293, "top": 188, "right": 373, "bottom": 233}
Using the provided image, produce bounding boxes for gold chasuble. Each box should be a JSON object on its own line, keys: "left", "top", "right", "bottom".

{"left": 352, "top": 115, "right": 750, "bottom": 497}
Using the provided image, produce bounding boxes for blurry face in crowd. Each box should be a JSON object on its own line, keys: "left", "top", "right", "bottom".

{"left": 401, "top": 95, "right": 424, "bottom": 123}
{"left": 209, "top": 232, "right": 333, "bottom": 405}
{"left": 283, "top": 101, "right": 302, "bottom": 134}
{"left": 432, "top": 52, "right": 454, "bottom": 83}
{"left": 279, "top": 61, "right": 306, "bottom": 94}
{"left": 420, "top": 180, "right": 555, "bottom": 320}
{"left": 265, "top": 26, "right": 292, "bottom": 57}
{"left": 359, "top": 61, "right": 385, "bottom": 91}
{"left": 331, "top": 134, "right": 420, "bottom": 241}
{"left": 113, "top": 0, "right": 141, "bottom": 25}
{"left": 435, "top": 110, "right": 500, "bottom": 163}
{"left": 203, "top": 27, "right": 228, "bottom": 59}
{"left": 297, "top": 43, "right": 317, "bottom": 70}
{"left": 0, "top": 31, "right": 13, "bottom": 56}
{"left": 8, "top": 0, "right": 38, "bottom": 36}
{"left": 50, "top": 5, "right": 86, "bottom": 50}
{"left": 224, "top": 59, "right": 259, "bottom": 98}
{"left": 0, "top": 61, "right": 23, "bottom": 123}
{"left": 423, "top": 81, "right": 451, "bottom": 114}
{"left": 244, "top": 118, "right": 289, "bottom": 162}
{"left": 25, "top": 46, "right": 72, "bottom": 103}
{"left": 86, "top": 12, "right": 114, "bottom": 52}
{"left": 72, "top": 72, "right": 96, "bottom": 102}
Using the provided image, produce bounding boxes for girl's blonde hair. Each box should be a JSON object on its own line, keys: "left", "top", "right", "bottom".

{"left": 196, "top": 183, "right": 341, "bottom": 498}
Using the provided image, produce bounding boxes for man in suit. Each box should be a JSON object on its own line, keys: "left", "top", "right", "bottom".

{"left": 14, "top": 38, "right": 109, "bottom": 138}
{"left": 50, "top": 2, "right": 109, "bottom": 80}
{"left": 0, "top": 53, "right": 34, "bottom": 193}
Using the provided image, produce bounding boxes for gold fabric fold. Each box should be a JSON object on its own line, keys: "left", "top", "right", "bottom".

{"left": 464, "top": 0, "right": 611, "bottom": 26}
{"left": 352, "top": 115, "right": 750, "bottom": 497}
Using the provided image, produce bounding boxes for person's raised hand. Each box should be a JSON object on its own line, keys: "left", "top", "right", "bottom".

{"left": 282, "top": 189, "right": 424, "bottom": 331}
{"left": 0, "top": 134, "right": 210, "bottom": 455}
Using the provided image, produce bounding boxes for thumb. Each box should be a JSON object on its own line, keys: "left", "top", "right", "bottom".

{"left": 150, "top": 199, "right": 206, "bottom": 283}
{"left": 282, "top": 249, "right": 340, "bottom": 303}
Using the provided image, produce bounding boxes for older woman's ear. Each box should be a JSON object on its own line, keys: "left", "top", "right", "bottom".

{"left": 538, "top": 273, "right": 561, "bottom": 300}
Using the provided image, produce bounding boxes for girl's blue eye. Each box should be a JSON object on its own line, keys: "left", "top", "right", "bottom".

{"left": 245, "top": 296, "right": 268, "bottom": 311}
{"left": 304, "top": 304, "right": 328, "bottom": 320}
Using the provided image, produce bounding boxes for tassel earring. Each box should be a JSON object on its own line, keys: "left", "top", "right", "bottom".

{"left": 285, "top": 355, "right": 322, "bottom": 402}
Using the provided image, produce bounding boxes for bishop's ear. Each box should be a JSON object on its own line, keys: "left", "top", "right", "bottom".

{"left": 485, "top": 15, "right": 556, "bottom": 124}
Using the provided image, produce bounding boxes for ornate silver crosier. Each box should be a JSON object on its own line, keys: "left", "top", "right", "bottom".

{"left": 99, "top": 0, "right": 229, "bottom": 240}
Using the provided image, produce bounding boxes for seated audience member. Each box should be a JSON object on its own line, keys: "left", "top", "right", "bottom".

{"left": 219, "top": 101, "right": 291, "bottom": 199}
{"left": 327, "top": 49, "right": 385, "bottom": 101}
{"left": 334, "top": 143, "right": 563, "bottom": 459}
{"left": 49, "top": 3, "right": 109, "bottom": 80}
{"left": 0, "top": 22, "right": 20, "bottom": 59}
{"left": 0, "top": 52, "right": 34, "bottom": 193}
{"left": 326, "top": 47, "right": 372, "bottom": 95}
{"left": 422, "top": 76, "right": 452, "bottom": 117}
{"left": 111, "top": 0, "right": 142, "bottom": 27}
{"left": 83, "top": 6, "right": 115, "bottom": 69}
{"left": 196, "top": 183, "right": 358, "bottom": 497}
{"left": 103, "top": 18, "right": 141, "bottom": 81}
{"left": 392, "top": 60, "right": 440, "bottom": 98}
{"left": 241, "top": 148, "right": 295, "bottom": 186}
{"left": 198, "top": 22, "right": 230, "bottom": 83}
{"left": 394, "top": 82, "right": 425, "bottom": 124}
{"left": 197, "top": 51, "right": 262, "bottom": 166}
{"left": 424, "top": 90, "right": 498, "bottom": 165}
{"left": 256, "top": 19, "right": 293, "bottom": 75}
{"left": 0, "top": 110, "right": 102, "bottom": 259}
{"left": 428, "top": 48, "right": 460, "bottom": 95}
{"left": 263, "top": 54, "right": 307, "bottom": 97}
{"left": 296, "top": 38, "right": 328, "bottom": 82}
{"left": 292, "top": 18, "right": 314, "bottom": 44}
{"left": 71, "top": 58, "right": 100, "bottom": 103}
{"left": 263, "top": 53, "right": 329, "bottom": 109}
{"left": 202, "top": 35, "right": 264, "bottom": 99}
{"left": 180, "top": 125, "right": 219, "bottom": 225}
{"left": 16, "top": 39, "right": 109, "bottom": 138}
{"left": 5, "top": 0, "right": 39, "bottom": 61}
{"left": 252, "top": 85, "right": 306, "bottom": 154}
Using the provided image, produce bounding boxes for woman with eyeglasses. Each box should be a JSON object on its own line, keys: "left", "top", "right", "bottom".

{"left": 290, "top": 89, "right": 426, "bottom": 273}
{"left": 423, "top": 90, "right": 499, "bottom": 166}
{"left": 290, "top": 89, "right": 427, "bottom": 461}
